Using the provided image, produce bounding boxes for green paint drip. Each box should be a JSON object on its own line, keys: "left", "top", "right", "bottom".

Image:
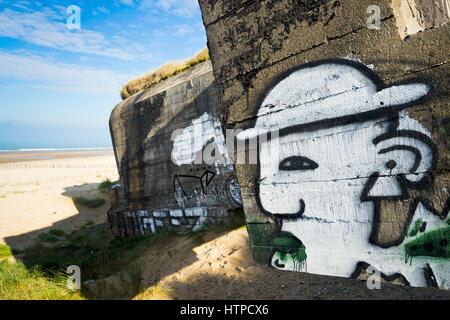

{"left": 291, "top": 245, "right": 307, "bottom": 272}
{"left": 279, "top": 252, "right": 287, "bottom": 262}
{"left": 271, "top": 232, "right": 307, "bottom": 272}
{"left": 408, "top": 218, "right": 423, "bottom": 237}
{"left": 405, "top": 226, "right": 449, "bottom": 264}
{"left": 273, "top": 247, "right": 307, "bottom": 272}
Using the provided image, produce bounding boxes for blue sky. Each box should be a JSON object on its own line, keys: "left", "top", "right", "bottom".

{"left": 0, "top": 0, "right": 207, "bottom": 149}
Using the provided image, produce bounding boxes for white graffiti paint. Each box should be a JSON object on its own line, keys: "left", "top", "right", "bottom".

{"left": 121, "top": 208, "right": 220, "bottom": 235}
{"left": 171, "top": 112, "right": 230, "bottom": 166}
{"left": 193, "top": 216, "right": 207, "bottom": 232}
{"left": 258, "top": 119, "right": 433, "bottom": 212}
{"left": 342, "top": 54, "right": 374, "bottom": 70}
{"left": 143, "top": 217, "right": 155, "bottom": 233}
{"left": 228, "top": 176, "right": 243, "bottom": 206}
{"left": 185, "top": 207, "right": 205, "bottom": 217}
{"left": 237, "top": 63, "right": 429, "bottom": 141}
{"left": 153, "top": 211, "right": 167, "bottom": 218}
{"left": 276, "top": 204, "right": 449, "bottom": 288}
{"left": 238, "top": 61, "right": 448, "bottom": 289}
{"left": 169, "top": 209, "right": 183, "bottom": 217}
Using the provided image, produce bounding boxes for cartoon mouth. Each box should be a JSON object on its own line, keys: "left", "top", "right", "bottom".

{"left": 272, "top": 199, "right": 305, "bottom": 220}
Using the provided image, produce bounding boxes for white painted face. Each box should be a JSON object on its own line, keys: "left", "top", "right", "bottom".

{"left": 258, "top": 115, "right": 440, "bottom": 281}
{"left": 257, "top": 117, "right": 429, "bottom": 221}
{"left": 241, "top": 61, "right": 442, "bottom": 285}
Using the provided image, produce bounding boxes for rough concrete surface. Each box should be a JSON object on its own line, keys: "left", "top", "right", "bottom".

{"left": 109, "top": 61, "right": 242, "bottom": 237}
{"left": 392, "top": 0, "right": 450, "bottom": 39}
{"left": 199, "top": 0, "right": 449, "bottom": 289}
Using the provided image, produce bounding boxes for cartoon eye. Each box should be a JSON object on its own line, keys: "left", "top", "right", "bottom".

{"left": 279, "top": 156, "right": 318, "bottom": 171}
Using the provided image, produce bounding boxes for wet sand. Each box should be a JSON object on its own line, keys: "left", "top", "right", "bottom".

{"left": 0, "top": 149, "right": 114, "bottom": 164}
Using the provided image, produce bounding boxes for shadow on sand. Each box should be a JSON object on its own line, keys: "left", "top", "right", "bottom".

{"left": 3, "top": 183, "right": 246, "bottom": 300}
{"left": 4, "top": 183, "right": 110, "bottom": 250}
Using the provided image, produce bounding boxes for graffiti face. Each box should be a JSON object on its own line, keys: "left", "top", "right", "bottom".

{"left": 238, "top": 59, "right": 449, "bottom": 289}
{"left": 258, "top": 116, "right": 437, "bottom": 216}
{"left": 259, "top": 120, "right": 416, "bottom": 218}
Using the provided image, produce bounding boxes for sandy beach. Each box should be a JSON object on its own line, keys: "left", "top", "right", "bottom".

{"left": 0, "top": 149, "right": 119, "bottom": 250}
{"left": 1, "top": 149, "right": 449, "bottom": 300}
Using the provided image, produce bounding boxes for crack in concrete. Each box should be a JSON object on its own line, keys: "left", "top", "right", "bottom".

{"left": 260, "top": 170, "right": 439, "bottom": 185}
{"left": 386, "top": 61, "right": 449, "bottom": 83}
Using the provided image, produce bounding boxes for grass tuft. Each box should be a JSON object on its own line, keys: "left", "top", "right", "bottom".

{"left": 0, "top": 244, "right": 12, "bottom": 258}
{"left": 120, "top": 48, "right": 210, "bottom": 99}
{"left": 72, "top": 197, "right": 106, "bottom": 209}
{"left": 0, "top": 260, "right": 83, "bottom": 300}
{"left": 49, "top": 229, "right": 65, "bottom": 237}
{"left": 38, "top": 233, "right": 59, "bottom": 243}
{"left": 98, "top": 178, "right": 120, "bottom": 193}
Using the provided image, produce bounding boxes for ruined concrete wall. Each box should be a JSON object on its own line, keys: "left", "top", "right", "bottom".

{"left": 392, "top": 0, "right": 450, "bottom": 39}
{"left": 199, "top": 0, "right": 449, "bottom": 289}
{"left": 108, "top": 61, "right": 242, "bottom": 237}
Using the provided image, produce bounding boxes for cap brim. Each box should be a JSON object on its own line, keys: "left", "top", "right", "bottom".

{"left": 236, "top": 82, "right": 430, "bottom": 141}
{"left": 371, "top": 82, "right": 430, "bottom": 108}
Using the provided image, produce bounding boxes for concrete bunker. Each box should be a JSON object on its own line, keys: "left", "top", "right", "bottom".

{"left": 108, "top": 61, "right": 242, "bottom": 237}
{"left": 198, "top": 0, "right": 449, "bottom": 289}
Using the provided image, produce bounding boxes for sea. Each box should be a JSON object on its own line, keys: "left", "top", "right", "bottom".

{"left": 0, "top": 142, "right": 113, "bottom": 153}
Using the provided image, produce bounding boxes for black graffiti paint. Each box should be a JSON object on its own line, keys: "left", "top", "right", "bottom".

{"left": 173, "top": 170, "right": 216, "bottom": 198}
{"left": 239, "top": 58, "right": 449, "bottom": 287}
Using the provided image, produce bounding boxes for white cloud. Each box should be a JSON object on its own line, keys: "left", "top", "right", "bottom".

{"left": 153, "top": 24, "right": 196, "bottom": 37}
{"left": 139, "top": 0, "right": 199, "bottom": 17}
{"left": 10, "top": 3, "right": 29, "bottom": 10}
{"left": 97, "top": 6, "right": 110, "bottom": 14}
{"left": 0, "top": 50, "right": 136, "bottom": 95}
{"left": 0, "top": 7, "right": 142, "bottom": 60}
{"left": 119, "top": 0, "right": 134, "bottom": 5}
{"left": 173, "top": 24, "right": 194, "bottom": 35}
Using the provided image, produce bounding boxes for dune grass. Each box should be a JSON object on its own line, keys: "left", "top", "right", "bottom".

{"left": 38, "top": 233, "right": 59, "bottom": 244}
{"left": 72, "top": 197, "right": 106, "bottom": 209}
{"left": 22, "top": 224, "right": 177, "bottom": 299}
{"left": 49, "top": 229, "right": 65, "bottom": 237}
{"left": 0, "top": 244, "right": 12, "bottom": 258}
{"left": 2, "top": 209, "right": 245, "bottom": 300}
{"left": 98, "top": 178, "right": 120, "bottom": 193}
{"left": 36, "top": 229, "right": 66, "bottom": 244}
{"left": 0, "top": 259, "right": 83, "bottom": 300}
{"left": 121, "top": 48, "right": 210, "bottom": 99}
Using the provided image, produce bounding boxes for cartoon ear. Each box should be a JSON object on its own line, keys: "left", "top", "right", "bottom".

{"left": 373, "top": 130, "right": 437, "bottom": 189}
